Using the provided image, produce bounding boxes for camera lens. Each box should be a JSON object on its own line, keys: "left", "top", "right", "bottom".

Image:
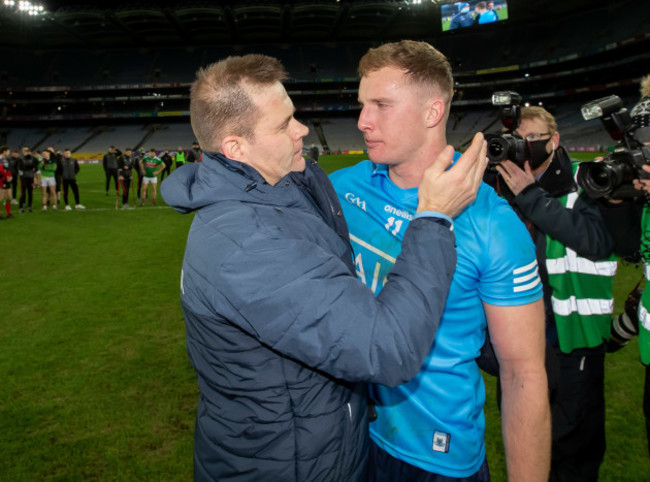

{"left": 576, "top": 158, "right": 633, "bottom": 198}
{"left": 485, "top": 134, "right": 510, "bottom": 163}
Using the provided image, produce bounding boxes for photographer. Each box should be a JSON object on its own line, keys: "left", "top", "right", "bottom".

{"left": 483, "top": 105, "right": 616, "bottom": 481}
{"left": 633, "top": 80, "right": 650, "bottom": 455}
{"left": 632, "top": 161, "right": 650, "bottom": 458}
{"left": 610, "top": 158, "right": 650, "bottom": 457}
{"left": 598, "top": 75, "right": 650, "bottom": 456}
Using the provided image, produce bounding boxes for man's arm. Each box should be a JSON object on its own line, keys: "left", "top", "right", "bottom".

{"left": 484, "top": 301, "right": 551, "bottom": 482}
{"left": 155, "top": 159, "right": 166, "bottom": 175}
{"left": 516, "top": 188, "right": 613, "bottom": 259}
{"left": 496, "top": 159, "right": 614, "bottom": 259}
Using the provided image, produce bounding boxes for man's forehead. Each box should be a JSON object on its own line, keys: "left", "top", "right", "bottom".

{"left": 517, "top": 117, "right": 547, "bottom": 133}
{"left": 360, "top": 67, "right": 404, "bottom": 94}
{"left": 248, "top": 80, "right": 288, "bottom": 100}
{"left": 251, "top": 81, "right": 293, "bottom": 114}
{"left": 360, "top": 66, "right": 433, "bottom": 100}
{"left": 362, "top": 66, "right": 408, "bottom": 82}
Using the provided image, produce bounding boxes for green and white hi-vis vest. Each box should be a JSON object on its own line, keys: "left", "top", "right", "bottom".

{"left": 637, "top": 205, "right": 650, "bottom": 365}
{"left": 546, "top": 188, "right": 618, "bottom": 354}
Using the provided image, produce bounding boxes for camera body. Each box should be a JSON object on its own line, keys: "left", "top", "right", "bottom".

{"left": 484, "top": 91, "right": 530, "bottom": 168}
{"left": 576, "top": 95, "right": 650, "bottom": 200}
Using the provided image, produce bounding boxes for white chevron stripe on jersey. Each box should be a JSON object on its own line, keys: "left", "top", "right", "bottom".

{"left": 513, "top": 260, "right": 541, "bottom": 293}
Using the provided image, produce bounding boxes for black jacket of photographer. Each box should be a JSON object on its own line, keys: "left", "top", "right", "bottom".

{"left": 484, "top": 146, "right": 615, "bottom": 347}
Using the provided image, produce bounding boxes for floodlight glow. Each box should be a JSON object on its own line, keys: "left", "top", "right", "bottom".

{"left": 5, "top": 0, "right": 46, "bottom": 15}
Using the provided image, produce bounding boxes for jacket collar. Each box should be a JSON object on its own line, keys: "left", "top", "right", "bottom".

{"left": 201, "top": 151, "right": 314, "bottom": 210}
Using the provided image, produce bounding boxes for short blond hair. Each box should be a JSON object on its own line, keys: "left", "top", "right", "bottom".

{"left": 358, "top": 40, "right": 454, "bottom": 108}
{"left": 190, "top": 54, "right": 288, "bottom": 152}
{"left": 520, "top": 106, "right": 558, "bottom": 134}
{"left": 640, "top": 75, "right": 650, "bottom": 98}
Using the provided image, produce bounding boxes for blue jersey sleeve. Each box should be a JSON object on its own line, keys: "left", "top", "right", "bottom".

{"left": 477, "top": 187, "right": 543, "bottom": 306}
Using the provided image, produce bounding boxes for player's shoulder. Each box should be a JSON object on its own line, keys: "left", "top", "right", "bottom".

{"left": 329, "top": 160, "right": 373, "bottom": 186}
{"left": 467, "top": 181, "right": 513, "bottom": 218}
{"left": 459, "top": 181, "right": 528, "bottom": 242}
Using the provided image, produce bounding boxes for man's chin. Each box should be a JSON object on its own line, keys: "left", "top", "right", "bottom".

{"left": 366, "top": 151, "right": 388, "bottom": 165}
{"left": 291, "top": 157, "right": 306, "bottom": 173}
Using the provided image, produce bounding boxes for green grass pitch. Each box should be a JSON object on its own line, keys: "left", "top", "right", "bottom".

{"left": 1, "top": 156, "right": 648, "bottom": 479}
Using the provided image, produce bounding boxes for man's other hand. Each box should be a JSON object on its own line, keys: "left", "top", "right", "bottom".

{"left": 633, "top": 164, "right": 650, "bottom": 194}
{"left": 495, "top": 159, "right": 535, "bottom": 196}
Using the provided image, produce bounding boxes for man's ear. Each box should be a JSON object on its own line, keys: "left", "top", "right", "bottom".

{"left": 222, "top": 135, "right": 245, "bottom": 161}
{"left": 552, "top": 130, "right": 560, "bottom": 150}
{"left": 425, "top": 99, "right": 446, "bottom": 128}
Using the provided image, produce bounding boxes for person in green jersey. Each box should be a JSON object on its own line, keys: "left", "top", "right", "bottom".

{"left": 39, "top": 148, "right": 60, "bottom": 211}
{"left": 174, "top": 146, "right": 186, "bottom": 169}
{"left": 139, "top": 148, "right": 165, "bottom": 206}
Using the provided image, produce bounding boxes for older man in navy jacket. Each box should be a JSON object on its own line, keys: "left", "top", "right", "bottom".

{"left": 162, "top": 53, "right": 487, "bottom": 482}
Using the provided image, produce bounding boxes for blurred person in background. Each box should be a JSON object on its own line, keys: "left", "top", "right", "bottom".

{"left": 139, "top": 148, "right": 165, "bottom": 206}
{"left": 475, "top": 1, "right": 498, "bottom": 24}
{"left": 117, "top": 148, "right": 136, "bottom": 209}
{"left": 9, "top": 149, "right": 19, "bottom": 204}
{"left": 102, "top": 145, "right": 120, "bottom": 196}
{"left": 174, "top": 146, "right": 186, "bottom": 168}
{"left": 187, "top": 141, "right": 202, "bottom": 162}
{"left": 39, "top": 148, "right": 59, "bottom": 211}
{"left": 484, "top": 106, "right": 616, "bottom": 481}
{"left": 60, "top": 149, "right": 84, "bottom": 211}
{"left": 135, "top": 148, "right": 145, "bottom": 201}
{"left": 18, "top": 146, "right": 38, "bottom": 213}
{"left": 308, "top": 144, "right": 319, "bottom": 162}
{"left": 0, "top": 145, "right": 13, "bottom": 219}
{"left": 449, "top": 2, "right": 474, "bottom": 30}
{"left": 33, "top": 150, "right": 42, "bottom": 190}
{"left": 160, "top": 149, "right": 173, "bottom": 181}
{"left": 54, "top": 149, "right": 63, "bottom": 205}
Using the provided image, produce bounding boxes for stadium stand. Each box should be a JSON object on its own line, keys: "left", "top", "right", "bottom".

{"left": 0, "top": 0, "right": 647, "bottom": 154}
{"left": 145, "top": 123, "right": 196, "bottom": 151}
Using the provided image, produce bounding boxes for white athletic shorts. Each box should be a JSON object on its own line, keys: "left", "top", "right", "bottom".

{"left": 41, "top": 177, "right": 56, "bottom": 187}
{"left": 142, "top": 176, "right": 157, "bottom": 185}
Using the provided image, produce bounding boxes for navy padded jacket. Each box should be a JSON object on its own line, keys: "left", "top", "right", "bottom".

{"left": 162, "top": 153, "right": 457, "bottom": 481}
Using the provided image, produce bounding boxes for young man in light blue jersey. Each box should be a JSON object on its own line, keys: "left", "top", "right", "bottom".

{"left": 330, "top": 40, "right": 550, "bottom": 481}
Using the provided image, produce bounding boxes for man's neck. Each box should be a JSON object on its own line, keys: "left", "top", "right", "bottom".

{"left": 387, "top": 143, "right": 447, "bottom": 189}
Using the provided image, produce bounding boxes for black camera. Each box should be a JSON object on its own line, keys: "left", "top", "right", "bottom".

{"left": 484, "top": 91, "right": 529, "bottom": 167}
{"left": 576, "top": 95, "right": 650, "bottom": 200}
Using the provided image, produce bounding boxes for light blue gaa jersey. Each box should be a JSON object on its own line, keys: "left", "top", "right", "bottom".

{"left": 330, "top": 158, "right": 542, "bottom": 477}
